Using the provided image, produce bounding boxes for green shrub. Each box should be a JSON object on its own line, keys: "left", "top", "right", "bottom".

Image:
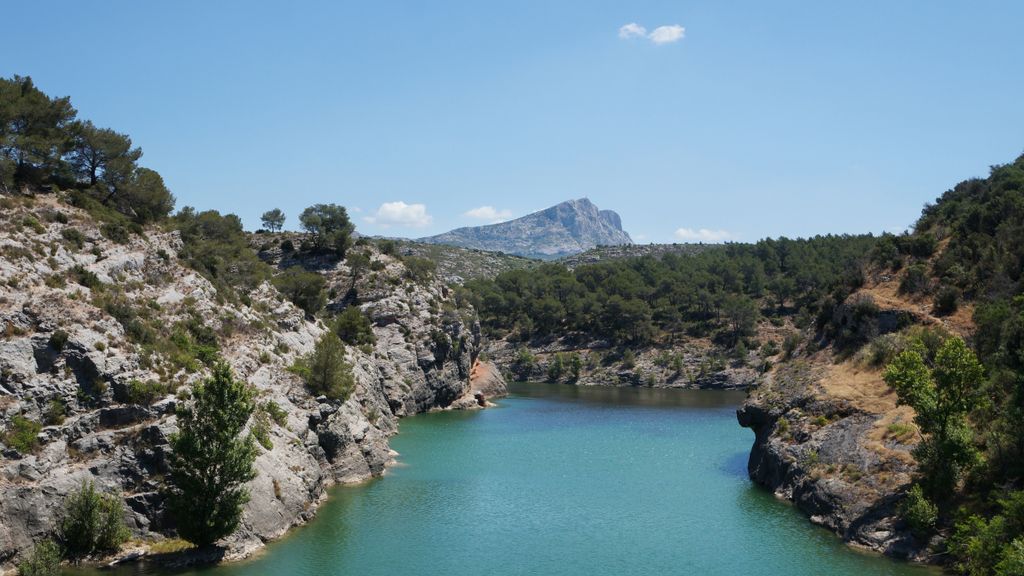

{"left": 933, "top": 285, "right": 959, "bottom": 316}
{"left": 899, "top": 264, "right": 930, "bottom": 294}
{"left": 403, "top": 256, "right": 436, "bottom": 282}
{"left": 334, "top": 306, "right": 376, "bottom": 346}
{"left": 547, "top": 353, "right": 565, "bottom": 382}
{"left": 272, "top": 266, "right": 326, "bottom": 316}
{"left": 514, "top": 346, "right": 535, "bottom": 369}
{"left": 48, "top": 329, "right": 69, "bottom": 351}
{"left": 782, "top": 332, "right": 801, "bottom": 359}
{"left": 298, "top": 332, "right": 355, "bottom": 401}
{"left": 899, "top": 484, "right": 937, "bottom": 538}
{"left": 568, "top": 352, "right": 583, "bottom": 380}
{"left": 22, "top": 215, "right": 45, "bottom": 234}
{"left": 251, "top": 411, "right": 272, "bottom": 450}
{"left": 125, "top": 379, "right": 167, "bottom": 406}
{"left": 99, "top": 222, "right": 130, "bottom": 244}
{"left": 378, "top": 239, "right": 397, "bottom": 256}
{"left": 44, "top": 399, "right": 66, "bottom": 425}
{"left": 776, "top": 417, "right": 790, "bottom": 436}
{"left": 17, "top": 539, "right": 61, "bottom": 576}
{"left": 70, "top": 265, "right": 101, "bottom": 289}
{"left": 621, "top": 349, "right": 636, "bottom": 370}
{"left": 4, "top": 415, "right": 42, "bottom": 453}
{"left": 61, "top": 227, "right": 85, "bottom": 250}
{"left": 59, "top": 480, "right": 129, "bottom": 556}
{"left": 262, "top": 400, "right": 288, "bottom": 427}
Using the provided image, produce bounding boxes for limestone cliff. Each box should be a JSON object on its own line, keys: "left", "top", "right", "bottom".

{"left": 0, "top": 193, "right": 505, "bottom": 570}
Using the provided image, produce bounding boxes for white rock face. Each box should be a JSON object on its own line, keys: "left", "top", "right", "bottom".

{"left": 0, "top": 195, "right": 506, "bottom": 569}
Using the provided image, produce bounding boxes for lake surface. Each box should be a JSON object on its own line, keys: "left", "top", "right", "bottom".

{"left": 78, "top": 383, "right": 937, "bottom": 575}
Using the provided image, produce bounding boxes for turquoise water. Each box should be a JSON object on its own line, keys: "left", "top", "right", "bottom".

{"left": 80, "top": 383, "right": 937, "bottom": 575}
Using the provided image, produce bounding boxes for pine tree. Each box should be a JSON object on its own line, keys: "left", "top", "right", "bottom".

{"left": 260, "top": 208, "right": 285, "bottom": 232}
{"left": 167, "top": 364, "right": 257, "bottom": 546}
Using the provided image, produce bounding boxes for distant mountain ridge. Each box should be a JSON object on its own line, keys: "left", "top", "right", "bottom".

{"left": 420, "top": 198, "right": 633, "bottom": 259}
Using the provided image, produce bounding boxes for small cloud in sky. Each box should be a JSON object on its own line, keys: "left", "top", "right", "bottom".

{"left": 618, "top": 23, "right": 647, "bottom": 39}
{"left": 464, "top": 205, "right": 513, "bottom": 223}
{"left": 674, "top": 227, "right": 734, "bottom": 242}
{"left": 619, "top": 22, "right": 685, "bottom": 45}
{"left": 648, "top": 25, "right": 685, "bottom": 44}
{"left": 364, "top": 201, "right": 432, "bottom": 228}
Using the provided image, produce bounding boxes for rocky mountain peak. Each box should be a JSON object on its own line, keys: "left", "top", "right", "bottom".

{"left": 420, "top": 198, "right": 632, "bottom": 259}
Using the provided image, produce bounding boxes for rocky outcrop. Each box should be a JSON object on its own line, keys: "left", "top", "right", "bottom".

{"left": 485, "top": 337, "right": 758, "bottom": 390}
{"left": 736, "top": 359, "right": 932, "bottom": 561}
{"left": 0, "top": 194, "right": 503, "bottom": 570}
{"left": 420, "top": 198, "right": 632, "bottom": 259}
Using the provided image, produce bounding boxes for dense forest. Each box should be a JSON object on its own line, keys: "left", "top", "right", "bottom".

{"left": 465, "top": 233, "right": 886, "bottom": 349}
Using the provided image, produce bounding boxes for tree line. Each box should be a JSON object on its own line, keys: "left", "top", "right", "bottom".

{"left": 465, "top": 234, "right": 877, "bottom": 349}
{"left": 1, "top": 75, "right": 174, "bottom": 225}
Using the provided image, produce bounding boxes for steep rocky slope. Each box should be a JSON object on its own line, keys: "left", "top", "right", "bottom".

{"left": 0, "top": 193, "right": 505, "bottom": 570}
{"left": 421, "top": 198, "right": 632, "bottom": 259}
{"left": 736, "top": 266, "right": 972, "bottom": 561}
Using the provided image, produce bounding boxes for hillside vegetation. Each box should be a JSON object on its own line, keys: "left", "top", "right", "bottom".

{"left": 0, "top": 76, "right": 503, "bottom": 572}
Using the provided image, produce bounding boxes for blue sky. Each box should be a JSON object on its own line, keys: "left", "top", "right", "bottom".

{"left": 5, "top": 1, "right": 1024, "bottom": 242}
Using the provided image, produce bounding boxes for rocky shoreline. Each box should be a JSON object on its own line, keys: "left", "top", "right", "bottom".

{"left": 736, "top": 359, "right": 933, "bottom": 562}
{"left": 485, "top": 336, "right": 759, "bottom": 390}
{"left": 0, "top": 196, "right": 507, "bottom": 572}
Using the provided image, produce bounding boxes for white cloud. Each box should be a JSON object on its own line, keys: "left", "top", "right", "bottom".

{"left": 648, "top": 25, "right": 685, "bottom": 44}
{"left": 464, "top": 206, "right": 513, "bottom": 223}
{"left": 364, "top": 201, "right": 433, "bottom": 228}
{"left": 674, "top": 227, "right": 734, "bottom": 242}
{"left": 618, "top": 22, "right": 647, "bottom": 39}
{"left": 619, "top": 22, "right": 685, "bottom": 45}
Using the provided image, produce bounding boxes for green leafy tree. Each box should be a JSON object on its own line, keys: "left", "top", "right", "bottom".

{"left": 68, "top": 120, "right": 140, "bottom": 187}
{"left": 167, "top": 364, "right": 257, "bottom": 546}
{"left": 297, "top": 331, "right": 356, "bottom": 401}
{"left": 299, "top": 203, "right": 355, "bottom": 256}
{"left": 884, "top": 336, "right": 984, "bottom": 498}
{"left": 59, "top": 480, "right": 129, "bottom": 556}
{"left": 120, "top": 167, "right": 174, "bottom": 223}
{"left": 345, "top": 251, "right": 371, "bottom": 289}
{"left": 0, "top": 75, "right": 77, "bottom": 184}
{"left": 722, "top": 293, "right": 759, "bottom": 347}
{"left": 260, "top": 208, "right": 285, "bottom": 232}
